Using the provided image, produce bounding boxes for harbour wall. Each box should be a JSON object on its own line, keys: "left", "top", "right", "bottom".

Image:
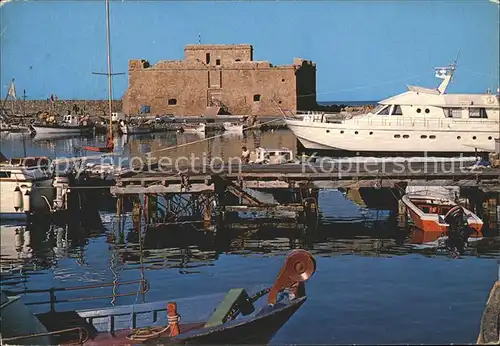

{"left": 2, "top": 99, "right": 373, "bottom": 118}
{"left": 3, "top": 100, "right": 123, "bottom": 118}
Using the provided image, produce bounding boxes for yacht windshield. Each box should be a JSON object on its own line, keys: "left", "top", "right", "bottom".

{"left": 371, "top": 104, "right": 385, "bottom": 114}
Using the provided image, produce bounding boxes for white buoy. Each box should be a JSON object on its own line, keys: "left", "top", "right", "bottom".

{"left": 23, "top": 189, "right": 31, "bottom": 212}
{"left": 14, "top": 186, "right": 23, "bottom": 210}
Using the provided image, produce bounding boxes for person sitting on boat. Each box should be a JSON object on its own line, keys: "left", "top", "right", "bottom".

{"left": 241, "top": 146, "right": 250, "bottom": 164}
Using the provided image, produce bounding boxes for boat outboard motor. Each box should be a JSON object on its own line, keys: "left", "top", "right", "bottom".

{"left": 443, "top": 205, "right": 475, "bottom": 255}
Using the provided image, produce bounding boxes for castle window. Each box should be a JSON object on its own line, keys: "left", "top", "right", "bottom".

{"left": 235, "top": 59, "right": 241, "bottom": 62}
{"left": 282, "top": 79, "right": 285, "bottom": 82}
{"left": 168, "top": 98, "right": 177, "bottom": 105}
{"left": 205, "top": 53, "right": 210, "bottom": 64}
{"left": 216, "top": 59, "right": 221, "bottom": 66}
{"left": 253, "top": 94, "right": 261, "bottom": 102}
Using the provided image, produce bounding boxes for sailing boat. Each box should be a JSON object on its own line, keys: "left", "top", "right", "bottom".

{"left": 84, "top": 0, "right": 114, "bottom": 153}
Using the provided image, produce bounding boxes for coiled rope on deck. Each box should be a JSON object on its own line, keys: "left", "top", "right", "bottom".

{"left": 126, "top": 314, "right": 181, "bottom": 341}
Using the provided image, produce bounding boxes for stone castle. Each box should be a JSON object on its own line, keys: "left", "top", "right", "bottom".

{"left": 122, "top": 44, "right": 317, "bottom": 116}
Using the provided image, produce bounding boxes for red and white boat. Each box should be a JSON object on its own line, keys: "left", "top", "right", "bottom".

{"left": 401, "top": 193, "right": 484, "bottom": 239}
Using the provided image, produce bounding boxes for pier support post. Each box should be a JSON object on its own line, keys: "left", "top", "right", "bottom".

{"left": 203, "top": 194, "right": 214, "bottom": 231}
{"left": 483, "top": 193, "right": 499, "bottom": 233}
{"left": 132, "top": 196, "right": 142, "bottom": 233}
{"left": 213, "top": 175, "right": 227, "bottom": 228}
{"left": 116, "top": 196, "right": 123, "bottom": 234}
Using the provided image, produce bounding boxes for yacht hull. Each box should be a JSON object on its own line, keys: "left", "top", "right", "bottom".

{"left": 287, "top": 120, "right": 497, "bottom": 153}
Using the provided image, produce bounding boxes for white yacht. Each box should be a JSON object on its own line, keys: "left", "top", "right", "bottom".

{"left": 285, "top": 63, "right": 500, "bottom": 154}
{"left": 0, "top": 153, "right": 56, "bottom": 220}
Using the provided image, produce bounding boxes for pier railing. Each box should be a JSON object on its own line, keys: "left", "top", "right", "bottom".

{"left": 1, "top": 278, "right": 149, "bottom": 312}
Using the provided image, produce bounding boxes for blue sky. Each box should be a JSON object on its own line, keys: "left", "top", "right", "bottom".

{"left": 1, "top": 0, "right": 498, "bottom": 102}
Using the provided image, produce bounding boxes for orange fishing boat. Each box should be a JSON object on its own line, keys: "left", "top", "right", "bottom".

{"left": 401, "top": 193, "right": 483, "bottom": 238}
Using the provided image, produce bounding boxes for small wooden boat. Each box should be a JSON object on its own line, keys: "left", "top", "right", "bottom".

{"left": 223, "top": 122, "right": 244, "bottom": 132}
{"left": 119, "top": 120, "right": 150, "bottom": 135}
{"left": 0, "top": 249, "right": 316, "bottom": 345}
{"left": 182, "top": 122, "right": 206, "bottom": 133}
{"left": 401, "top": 193, "right": 483, "bottom": 237}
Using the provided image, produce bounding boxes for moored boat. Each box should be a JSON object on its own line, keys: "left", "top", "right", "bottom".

{"left": 253, "top": 147, "right": 294, "bottom": 164}
{"left": 401, "top": 193, "right": 483, "bottom": 237}
{"left": 31, "top": 114, "right": 94, "bottom": 135}
{"left": 0, "top": 122, "right": 30, "bottom": 133}
{"left": 181, "top": 122, "right": 206, "bottom": 134}
{"left": 0, "top": 249, "right": 316, "bottom": 345}
{"left": 119, "top": 120, "right": 150, "bottom": 135}
{"left": 223, "top": 122, "right": 244, "bottom": 133}
{"left": 0, "top": 153, "right": 56, "bottom": 220}
{"left": 285, "top": 60, "right": 500, "bottom": 154}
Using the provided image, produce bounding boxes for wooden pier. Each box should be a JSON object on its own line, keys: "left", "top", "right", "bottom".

{"left": 108, "top": 161, "right": 499, "bottom": 233}
{"left": 112, "top": 162, "right": 500, "bottom": 194}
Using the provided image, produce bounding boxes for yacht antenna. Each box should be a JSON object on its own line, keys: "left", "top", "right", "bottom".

{"left": 450, "top": 48, "right": 461, "bottom": 84}
{"left": 435, "top": 49, "right": 461, "bottom": 94}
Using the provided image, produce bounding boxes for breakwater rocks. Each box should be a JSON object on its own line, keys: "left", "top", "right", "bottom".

{"left": 314, "top": 104, "right": 376, "bottom": 114}
{"left": 4, "top": 100, "right": 123, "bottom": 118}
{"left": 3, "top": 99, "right": 375, "bottom": 118}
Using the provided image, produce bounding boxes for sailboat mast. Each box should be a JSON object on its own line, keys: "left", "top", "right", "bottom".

{"left": 105, "top": 0, "right": 113, "bottom": 138}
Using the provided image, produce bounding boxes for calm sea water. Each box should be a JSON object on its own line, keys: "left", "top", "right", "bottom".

{"left": 1, "top": 130, "right": 499, "bottom": 344}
